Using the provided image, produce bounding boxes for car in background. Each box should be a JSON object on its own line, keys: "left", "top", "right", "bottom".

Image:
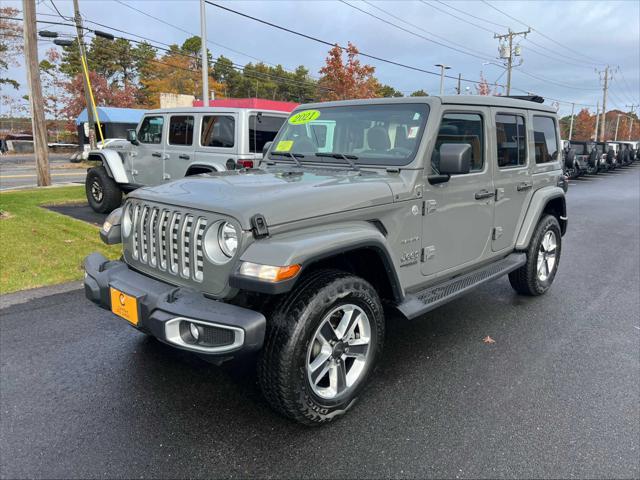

{"left": 567, "top": 141, "right": 599, "bottom": 176}
{"left": 84, "top": 104, "right": 294, "bottom": 213}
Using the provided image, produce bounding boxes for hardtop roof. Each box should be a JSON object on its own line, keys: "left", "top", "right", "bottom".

{"left": 144, "top": 106, "right": 290, "bottom": 115}
{"left": 295, "top": 95, "right": 557, "bottom": 114}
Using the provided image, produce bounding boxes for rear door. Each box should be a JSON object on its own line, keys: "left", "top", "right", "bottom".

{"left": 164, "top": 114, "right": 195, "bottom": 181}
{"left": 133, "top": 114, "right": 165, "bottom": 186}
{"left": 491, "top": 109, "right": 533, "bottom": 252}
{"left": 421, "top": 108, "right": 494, "bottom": 276}
{"left": 193, "top": 113, "right": 238, "bottom": 170}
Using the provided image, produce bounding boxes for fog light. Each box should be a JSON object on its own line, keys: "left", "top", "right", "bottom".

{"left": 189, "top": 322, "right": 200, "bottom": 342}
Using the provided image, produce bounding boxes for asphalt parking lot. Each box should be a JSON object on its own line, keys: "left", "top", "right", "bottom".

{"left": 0, "top": 153, "right": 86, "bottom": 191}
{"left": 1, "top": 166, "right": 639, "bottom": 479}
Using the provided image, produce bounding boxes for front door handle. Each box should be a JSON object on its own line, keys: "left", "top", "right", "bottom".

{"left": 475, "top": 190, "right": 494, "bottom": 200}
{"left": 151, "top": 152, "right": 162, "bottom": 158}
{"left": 516, "top": 181, "right": 533, "bottom": 192}
{"left": 179, "top": 154, "right": 190, "bottom": 160}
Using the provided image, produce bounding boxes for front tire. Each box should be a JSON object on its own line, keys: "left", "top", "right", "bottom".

{"left": 86, "top": 166, "right": 122, "bottom": 213}
{"left": 258, "top": 270, "right": 385, "bottom": 426}
{"left": 509, "top": 215, "right": 562, "bottom": 296}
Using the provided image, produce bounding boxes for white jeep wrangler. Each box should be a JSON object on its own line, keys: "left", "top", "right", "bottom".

{"left": 85, "top": 107, "right": 288, "bottom": 213}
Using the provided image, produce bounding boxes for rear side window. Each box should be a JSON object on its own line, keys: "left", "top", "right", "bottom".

{"left": 138, "top": 116, "right": 164, "bottom": 144}
{"left": 249, "top": 115, "right": 285, "bottom": 153}
{"left": 534, "top": 116, "right": 559, "bottom": 163}
{"left": 431, "top": 113, "right": 484, "bottom": 173}
{"left": 168, "top": 116, "right": 194, "bottom": 146}
{"left": 201, "top": 116, "right": 235, "bottom": 148}
{"left": 496, "top": 114, "right": 527, "bottom": 168}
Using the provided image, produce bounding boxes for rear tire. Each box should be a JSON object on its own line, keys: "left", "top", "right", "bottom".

{"left": 509, "top": 215, "right": 562, "bottom": 296}
{"left": 258, "top": 270, "right": 385, "bottom": 426}
{"left": 86, "top": 166, "right": 122, "bottom": 213}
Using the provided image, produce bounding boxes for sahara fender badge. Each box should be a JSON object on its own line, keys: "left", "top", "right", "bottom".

{"left": 288, "top": 110, "right": 321, "bottom": 125}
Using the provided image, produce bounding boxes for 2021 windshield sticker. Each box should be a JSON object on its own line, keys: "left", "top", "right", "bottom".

{"left": 275, "top": 140, "right": 294, "bottom": 151}
{"left": 288, "top": 110, "right": 321, "bottom": 125}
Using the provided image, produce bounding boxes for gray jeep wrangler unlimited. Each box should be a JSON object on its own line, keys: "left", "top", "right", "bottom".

{"left": 84, "top": 96, "right": 567, "bottom": 425}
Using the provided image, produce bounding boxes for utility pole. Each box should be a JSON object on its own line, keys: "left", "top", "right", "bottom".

{"left": 596, "top": 65, "right": 615, "bottom": 142}
{"left": 22, "top": 0, "right": 51, "bottom": 186}
{"left": 72, "top": 0, "right": 96, "bottom": 149}
{"left": 434, "top": 64, "right": 451, "bottom": 96}
{"left": 200, "top": 0, "right": 209, "bottom": 106}
{"left": 494, "top": 28, "right": 530, "bottom": 95}
{"left": 568, "top": 102, "right": 575, "bottom": 140}
{"left": 626, "top": 104, "right": 638, "bottom": 140}
{"left": 456, "top": 73, "right": 461, "bottom": 95}
{"left": 614, "top": 114, "right": 621, "bottom": 141}
{"left": 594, "top": 101, "right": 600, "bottom": 141}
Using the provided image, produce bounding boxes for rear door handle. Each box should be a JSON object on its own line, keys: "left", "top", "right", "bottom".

{"left": 516, "top": 182, "right": 533, "bottom": 192}
{"left": 475, "top": 190, "right": 494, "bottom": 200}
{"left": 179, "top": 154, "right": 190, "bottom": 160}
{"left": 151, "top": 152, "right": 162, "bottom": 158}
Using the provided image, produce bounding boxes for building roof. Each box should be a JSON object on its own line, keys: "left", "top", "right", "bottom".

{"left": 76, "top": 107, "right": 146, "bottom": 125}
{"left": 192, "top": 98, "right": 299, "bottom": 112}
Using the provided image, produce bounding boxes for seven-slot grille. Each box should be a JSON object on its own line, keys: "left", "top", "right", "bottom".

{"left": 130, "top": 203, "right": 208, "bottom": 282}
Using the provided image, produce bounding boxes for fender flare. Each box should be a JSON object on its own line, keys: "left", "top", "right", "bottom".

{"left": 515, "top": 186, "right": 567, "bottom": 250}
{"left": 87, "top": 150, "right": 128, "bottom": 184}
{"left": 230, "top": 221, "right": 403, "bottom": 302}
{"left": 185, "top": 163, "right": 220, "bottom": 175}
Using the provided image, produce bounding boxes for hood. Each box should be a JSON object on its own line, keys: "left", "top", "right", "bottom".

{"left": 131, "top": 168, "right": 395, "bottom": 229}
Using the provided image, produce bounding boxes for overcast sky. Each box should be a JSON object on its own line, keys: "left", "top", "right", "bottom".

{"left": 3, "top": 0, "right": 639, "bottom": 117}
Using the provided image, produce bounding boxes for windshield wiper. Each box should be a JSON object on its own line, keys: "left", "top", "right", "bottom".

{"left": 269, "top": 151, "right": 304, "bottom": 167}
{"left": 315, "top": 152, "right": 360, "bottom": 170}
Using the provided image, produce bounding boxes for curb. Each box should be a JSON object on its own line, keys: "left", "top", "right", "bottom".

{"left": 0, "top": 281, "right": 83, "bottom": 309}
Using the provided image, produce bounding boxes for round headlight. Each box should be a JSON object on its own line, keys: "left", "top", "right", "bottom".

{"left": 218, "top": 222, "right": 238, "bottom": 257}
{"left": 122, "top": 203, "right": 132, "bottom": 237}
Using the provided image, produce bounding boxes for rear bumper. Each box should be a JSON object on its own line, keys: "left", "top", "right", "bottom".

{"left": 83, "top": 253, "right": 266, "bottom": 359}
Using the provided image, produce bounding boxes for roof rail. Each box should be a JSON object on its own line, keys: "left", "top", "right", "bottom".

{"left": 504, "top": 95, "right": 545, "bottom": 104}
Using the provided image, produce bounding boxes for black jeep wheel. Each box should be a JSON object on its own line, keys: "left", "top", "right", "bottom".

{"left": 85, "top": 166, "right": 122, "bottom": 213}
{"left": 509, "top": 215, "right": 562, "bottom": 296}
{"left": 258, "top": 270, "right": 385, "bottom": 426}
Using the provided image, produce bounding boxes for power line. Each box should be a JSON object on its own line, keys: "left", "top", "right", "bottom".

{"left": 481, "top": 0, "right": 606, "bottom": 66}
{"left": 419, "top": 0, "right": 495, "bottom": 34}
{"left": 361, "top": 0, "right": 494, "bottom": 59}
{"left": 433, "top": 0, "right": 508, "bottom": 29}
{"left": 341, "top": 0, "right": 493, "bottom": 61}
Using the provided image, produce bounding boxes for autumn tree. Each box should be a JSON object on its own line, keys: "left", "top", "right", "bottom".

{"left": 318, "top": 43, "right": 379, "bottom": 101}
{"left": 62, "top": 71, "right": 139, "bottom": 120}
{"left": 475, "top": 71, "right": 492, "bottom": 96}
{"left": 39, "top": 49, "right": 68, "bottom": 140}
{"left": 0, "top": 7, "right": 22, "bottom": 89}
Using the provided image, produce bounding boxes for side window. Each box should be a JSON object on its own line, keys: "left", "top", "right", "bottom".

{"left": 138, "top": 116, "right": 164, "bottom": 144}
{"left": 168, "top": 116, "right": 194, "bottom": 146}
{"left": 533, "top": 116, "right": 558, "bottom": 164}
{"left": 249, "top": 115, "right": 285, "bottom": 153}
{"left": 496, "top": 114, "right": 526, "bottom": 168}
{"left": 431, "top": 113, "right": 484, "bottom": 173}
{"left": 201, "top": 116, "right": 235, "bottom": 148}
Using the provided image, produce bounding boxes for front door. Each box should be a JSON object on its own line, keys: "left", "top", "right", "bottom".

{"left": 491, "top": 109, "right": 533, "bottom": 252}
{"left": 133, "top": 114, "right": 165, "bottom": 186}
{"left": 164, "top": 114, "right": 195, "bottom": 181}
{"left": 421, "top": 109, "right": 495, "bottom": 276}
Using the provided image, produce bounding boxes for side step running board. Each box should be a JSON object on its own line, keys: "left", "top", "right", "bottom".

{"left": 397, "top": 253, "right": 526, "bottom": 320}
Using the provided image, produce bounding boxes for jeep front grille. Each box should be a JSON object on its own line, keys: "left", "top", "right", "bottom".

{"left": 130, "top": 204, "right": 207, "bottom": 282}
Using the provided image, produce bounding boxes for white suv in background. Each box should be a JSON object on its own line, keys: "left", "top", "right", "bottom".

{"left": 85, "top": 106, "right": 290, "bottom": 212}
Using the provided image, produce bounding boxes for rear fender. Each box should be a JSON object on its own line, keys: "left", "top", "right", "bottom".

{"left": 515, "top": 186, "right": 567, "bottom": 250}
{"left": 88, "top": 149, "right": 128, "bottom": 183}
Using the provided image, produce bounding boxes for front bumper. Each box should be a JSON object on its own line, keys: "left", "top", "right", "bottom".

{"left": 83, "top": 253, "right": 266, "bottom": 359}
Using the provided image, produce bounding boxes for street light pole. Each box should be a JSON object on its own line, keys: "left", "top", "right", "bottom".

{"left": 614, "top": 114, "right": 621, "bottom": 141}
{"left": 568, "top": 102, "right": 575, "bottom": 141}
{"left": 434, "top": 64, "right": 451, "bottom": 96}
{"left": 200, "top": 0, "right": 209, "bottom": 106}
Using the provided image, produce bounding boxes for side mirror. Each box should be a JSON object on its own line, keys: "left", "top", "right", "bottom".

{"left": 262, "top": 141, "right": 273, "bottom": 157}
{"left": 439, "top": 143, "right": 471, "bottom": 175}
{"left": 428, "top": 143, "right": 472, "bottom": 184}
{"left": 127, "top": 129, "right": 138, "bottom": 145}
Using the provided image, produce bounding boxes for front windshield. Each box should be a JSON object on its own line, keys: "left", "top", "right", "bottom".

{"left": 270, "top": 103, "right": 430, "bottom": 166}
